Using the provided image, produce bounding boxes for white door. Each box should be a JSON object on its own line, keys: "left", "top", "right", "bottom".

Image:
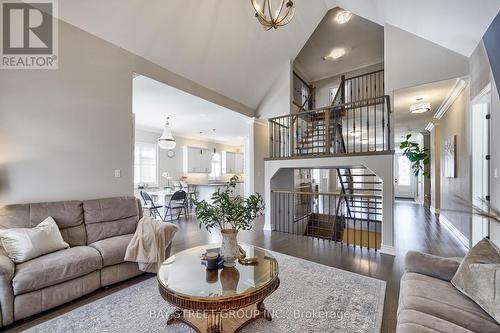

{"left": 471, "top": 86, "right": 491, "bottom": 246}
{"left": 395, "top": 153, "right": 415, "bottom": 198}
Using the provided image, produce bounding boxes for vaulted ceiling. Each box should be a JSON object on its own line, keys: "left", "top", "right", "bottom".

{"left": 58, "top": 0, "right": 500, "bottom": 112}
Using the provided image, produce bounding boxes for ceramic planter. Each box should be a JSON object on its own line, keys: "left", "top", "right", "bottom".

{"left": 220, "top": 229, "right": 239, "bottom": 267}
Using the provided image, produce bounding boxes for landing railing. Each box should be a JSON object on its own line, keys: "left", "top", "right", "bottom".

{"left": 271, "top": 190, "right": 382, "bottom": 250}
{"left": 268, "top": 95, "right": 391, "bottom": 159}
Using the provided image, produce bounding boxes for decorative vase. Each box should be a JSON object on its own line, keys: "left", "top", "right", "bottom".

{"left": 220, "top": 229, "right": 239, "bottom": 267}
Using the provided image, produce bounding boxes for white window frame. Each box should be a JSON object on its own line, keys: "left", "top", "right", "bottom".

{"left": 134, "top": 142, "right": 159, "bottom": 187}
{"left": 210, "top": 152, "right": 222, "bottom": 180}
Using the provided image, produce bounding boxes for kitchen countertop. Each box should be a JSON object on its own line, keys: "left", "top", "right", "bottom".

{"left": 190, "top": 181, "right": 244, "bottom": 186}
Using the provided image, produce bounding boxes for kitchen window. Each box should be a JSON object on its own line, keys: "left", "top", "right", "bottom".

{"left": 134, "top": 142, "right": 158, "bottom": 187}
{"left": 210, "top": 153, "right": 221, "bottom": 179}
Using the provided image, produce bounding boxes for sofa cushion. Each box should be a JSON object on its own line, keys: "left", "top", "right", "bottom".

{"left": 452, "top": 238, "right": 500, "bottom": 323}
{"left": 0, "top": 216, "right": 69, "bottom": 263}
{"left": 89, "top": 234, "right": 133, "bottom": 267}
{"left": 397, "top": 309, "right": 476, "bottom": 333}
{"left": 0, "top": 201, "right": 86, "bottom": 246}
{"left": 398, "top": 272, "right": 500, "bottom": 333}
{"left": 83, "top": 197, "right": 140, "bottom": 244}
{"left": 12, "top": 246, "right": 102, "bottom": 295}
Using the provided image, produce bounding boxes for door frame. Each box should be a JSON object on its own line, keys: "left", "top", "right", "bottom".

{"left": 470, "top": 82, "right": 491, "bottom": 245}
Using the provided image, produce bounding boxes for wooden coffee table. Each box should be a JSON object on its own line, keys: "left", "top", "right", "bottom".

{"left": 157, "top": 244, "right": 279, "bottom": 333}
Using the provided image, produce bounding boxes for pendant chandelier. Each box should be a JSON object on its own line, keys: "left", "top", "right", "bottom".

{"left": 250, "top": 0, "right": 295, "bottom": 30}
{"left": 158, "top": 117, "right": 176, "bottom": 150}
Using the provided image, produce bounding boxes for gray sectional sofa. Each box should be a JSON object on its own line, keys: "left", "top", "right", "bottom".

{"left": 0, "top": 196, "right": 172, "bottom": 327}
{"left": 397, "top": 251, "right": 500, "bottom": 332}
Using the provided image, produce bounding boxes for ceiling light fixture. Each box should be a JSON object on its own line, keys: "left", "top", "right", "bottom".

{"left": 409, "top": 102, "right": 431, "bottom": 114}
{"left": 334, "top": 10, "right": 352, "bottom": 24}
{"left": 323, "top": 48, "right": 346, "bottom": 61}
{"left": 158, "top": 117, "right": 176, "bottom": 149}
{"left": 250, "top": 0, "right": 295, "bottom": 31}
{"left": 212, "top": 129, "right": 217, "bottom": 156}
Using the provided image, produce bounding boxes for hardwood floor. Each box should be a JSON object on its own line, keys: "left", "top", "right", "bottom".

{"left": 3, "top": 200, "right": 468, "bottom": 333}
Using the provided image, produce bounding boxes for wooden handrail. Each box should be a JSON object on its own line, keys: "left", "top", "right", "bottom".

{"left": 271, "top": 190, "right": 382, "bottom": 199}
{"left": 293, "top": 71, "right": 313, "bottom": 90}
{"left": 345, "top": 69, "right": 384, "bottom": 81}
{"left": 297, "top": 93, "right": 312, "bottom": 113}
{"left": 269, "top": 95, "right": 390, "bottom": 121}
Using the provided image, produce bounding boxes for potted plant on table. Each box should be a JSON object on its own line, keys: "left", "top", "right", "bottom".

{"left": 193, "top": 175, "right": 264, "bottom": 267}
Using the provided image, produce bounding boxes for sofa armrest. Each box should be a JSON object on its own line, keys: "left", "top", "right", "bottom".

{"left": 404, "top": 251, "right": 461, "bottom": 281}
{"left": 0, "top": 255, "right": 15, "bottom": 326}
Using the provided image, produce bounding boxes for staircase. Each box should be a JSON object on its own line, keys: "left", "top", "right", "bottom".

{"left": 269, "top": 69, "right": 388, "bottom": 250}
{"left": 302, "top": 166, "right": 382, "bottom": 248}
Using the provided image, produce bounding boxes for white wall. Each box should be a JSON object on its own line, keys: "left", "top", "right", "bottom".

{"left": 384, "top": 24, "right": 469, "bottom": 96}
{"left": 246, "top": 119, "right": 268, "bottom": 197}
{"left": 256, "top": 60, "right": 292, "bottom": 119}
{"left": 439, "top": 87, "right": 472, "bottom": 244}
{"left": 0, "top": 19, "right": 253, "bottom": 205}
{"left": 135, "top": 129, "right": 244, "bottom": 187}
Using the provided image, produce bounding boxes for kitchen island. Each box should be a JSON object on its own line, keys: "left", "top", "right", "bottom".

{"left": 190, "top": 181, "right": 244, "bottom": 203}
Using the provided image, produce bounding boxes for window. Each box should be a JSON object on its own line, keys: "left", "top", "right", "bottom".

{"left": 329, "top": 87, "right": 338, "bottom": 104}
{"left": 210, "top": 153, "right": 221, "bottom": 179}
{"left": 134, "top": 142, "right": 158, "bottom": 186}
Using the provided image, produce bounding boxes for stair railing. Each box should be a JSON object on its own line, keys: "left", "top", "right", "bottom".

{"left": 268, "top": 95, "right": 392, "bottom": 159}
{"left": 271, "top": 190, "right": 382, "bottom": 250}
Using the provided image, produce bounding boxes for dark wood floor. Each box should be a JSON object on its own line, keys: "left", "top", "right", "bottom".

{"left": 3, "top": 200, "right": 468, "bottom": 333}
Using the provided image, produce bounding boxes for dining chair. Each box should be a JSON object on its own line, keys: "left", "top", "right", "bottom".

{"left": 140, "top": 191, "right": 164, "bottom": 221}
{"left": 164, "top": 190, "right": 188, "bottom": 222}
{"left": 180, "top": 181, "right": 197, "bottom": 214}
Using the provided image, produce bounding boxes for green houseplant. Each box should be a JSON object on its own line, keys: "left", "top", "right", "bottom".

{"left": 400, "top": 134, "right": 430, "bottom": 178}
{"left": 193, "top": 175, "right": 264, "bottom": 267}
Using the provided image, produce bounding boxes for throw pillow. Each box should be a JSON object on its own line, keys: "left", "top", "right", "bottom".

{"left": 0, "top": 216, "right": 69, "bottom": 263}
{"left": 451, "top": 238, "right": 500, "bottom": 324}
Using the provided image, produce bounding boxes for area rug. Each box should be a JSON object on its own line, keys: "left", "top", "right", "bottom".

{"left": 26, "top": 251, "right": 386, "bottom": 333}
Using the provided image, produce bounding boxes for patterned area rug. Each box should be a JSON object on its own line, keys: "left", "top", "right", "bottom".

{"left": 26, "top": 251, "right": 386, "bottom": 333}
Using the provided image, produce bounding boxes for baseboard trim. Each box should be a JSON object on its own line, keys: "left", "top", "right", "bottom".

{"left": 439, "top": 214, "right": 470, "bottom": 249}
{"left": 379, "top": 244, "right": 396, "bottom": 256}
{"left": 430, "top": 206, "right": 440, "bottom": 214}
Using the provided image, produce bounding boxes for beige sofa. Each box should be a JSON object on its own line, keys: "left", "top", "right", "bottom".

{"left": 397, "top": 251, "right": 500, "bottom": 332}
{"left": 0, "top": 196, "right": 174, "bottom": 327}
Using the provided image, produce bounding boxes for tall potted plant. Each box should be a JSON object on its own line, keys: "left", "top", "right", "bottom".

{"left": 193, "top": 175, "right": 264, "bottom": 267}
{"left": 400, "top": 134, "right": 430, "bottom": 178}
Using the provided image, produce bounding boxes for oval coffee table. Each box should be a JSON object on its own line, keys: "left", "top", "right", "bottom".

{"left": 158, "top": 244, "right": 279, "bottom": 333}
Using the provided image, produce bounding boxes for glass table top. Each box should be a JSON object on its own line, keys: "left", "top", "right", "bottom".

{"left": 158, "top": 244, "right": 278, "bottom": 299}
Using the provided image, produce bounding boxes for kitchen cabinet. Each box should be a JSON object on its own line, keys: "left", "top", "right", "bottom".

{"left": 183, "top": 146, "right": 212, "bottom": 173}
{"left": 223, "top": 151, "right": 244, "bottom": 174}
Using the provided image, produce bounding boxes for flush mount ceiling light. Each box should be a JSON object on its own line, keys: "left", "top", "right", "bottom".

{"left": 323, "top": 48, "right": 346, "bottom": 61}
{"left": 334, "top": 10, "right": 352, "bottom": 24}
{"left": 250, "top": 0, "right": 295, "bottom": 30}
{"left": 158, "top": 117, "right": 176, "bottom": 149}
{"left": 409, "top": 102, "right": 431, "bottom": 114}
